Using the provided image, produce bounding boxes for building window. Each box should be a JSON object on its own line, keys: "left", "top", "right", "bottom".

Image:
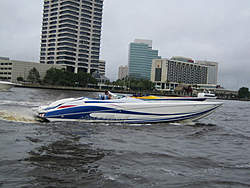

{"left": 50, "top": 12, "right": 58, "bottom": 16}
{"left": 60, "top": 5, "right": 79, "bottom": 11}
{"left": 60, "top": 1, "right": 79, "bottom": 7}
{"left": 59, "top": 28, "right": 77, "bottom": 33}
{"left": 59, "top": 24, "right": 78, "bottom": 29}
{"left": 58, "top": 33, "right": 77, "bottom": 38}
{"left": 60, "top": 10, "right": 79, "bottom": 16}
{"left": 58, "top": 42, "right": 76, "bottom": 47}
{"left": 82, "top": 1, "right": 92, "bottom": 6}
{"left": 58, "top": 38, "right": 77, "bottom": 42}
{"left": 59, "top": 19, "right": 78, "bottom": 25}
{"left": 155, "top": 68, "right": 162, "bottom": 81}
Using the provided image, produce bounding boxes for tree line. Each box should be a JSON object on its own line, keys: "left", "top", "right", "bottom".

{"left": 21, "top": 68, "right": 155, "bottom": 91}
{"left": 20, "top": 67, "right": 249, "bottom": 98}
{"left": 19, "top": 67, "right": 97, "bottom": 87}
{"left": 108, "top": 75, "right": 155, "bottom": 91}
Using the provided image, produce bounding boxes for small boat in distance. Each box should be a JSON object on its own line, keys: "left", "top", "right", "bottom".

{"left": 198, "top": 90, "right": 217, "bottom": 99}
{"left": 36, "top": 96, "right": 222, "bottom": 123}
{"left": 0, "top": 81, "right": 16, "bottom": 91}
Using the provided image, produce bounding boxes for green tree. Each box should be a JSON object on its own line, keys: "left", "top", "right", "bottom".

{"left": 43, "top": 67, "right": 62, "bottom": 85}
{"left": 140, "top": 78, "right": 154, "bottom": 90}
{"left": 43, "top": 68, "right": 97, "bottom": 87}
{"left": 238, "top": 87, "right": 249, "bottom": 98}
{"left": 17, "top": 76, "right": 23, "bottom": 82}
{"left": 27, "top": 67, "right": 40, "bottom": 84}
{"left": 115, "top": 76, "right": 153, "bottom": 91}
{"left": 76, "top": 72, "right": 97, "bottom": 87}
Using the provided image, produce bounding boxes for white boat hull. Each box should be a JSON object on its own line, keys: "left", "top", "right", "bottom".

{"left": 0, "top": 81, "right": 16, "bottom": 91}
{"left": 37, "top": 97, "right": 222, "bottom": 124}
{"left": 198, "top": 91, "right": 217, "bottom": 99}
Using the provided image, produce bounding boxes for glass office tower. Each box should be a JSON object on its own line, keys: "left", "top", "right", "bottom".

{"left": 128, "top": 39, "right": 161, "bottom": 79}
{"left": 40, "top": 0, "right": 103, "bottom": 74}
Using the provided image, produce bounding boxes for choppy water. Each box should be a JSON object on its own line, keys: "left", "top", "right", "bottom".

{"left": 0, "top": 88, "right": 250, "bottom": 187}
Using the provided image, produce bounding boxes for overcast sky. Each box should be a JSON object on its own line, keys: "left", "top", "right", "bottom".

{"left": 0, "top": 0, "right": 249, "bottom": 90}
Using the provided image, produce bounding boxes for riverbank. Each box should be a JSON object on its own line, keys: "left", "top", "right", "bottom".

{"left": 15, "top": 84, "right": 249, "bottom": 101}
{"left": 217, "top": 97, "right": 250, "bottom": 101}
{"left": 15, "top": 83, "right": 151, "bottom": 95}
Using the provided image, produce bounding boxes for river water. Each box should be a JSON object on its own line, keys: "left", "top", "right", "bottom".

{"left": 0, "top": 87, "right": 249, "bottom": 187}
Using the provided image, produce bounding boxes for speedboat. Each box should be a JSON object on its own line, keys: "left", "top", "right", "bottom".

{"left": 36, "top": 96, "right": 222, "bottom": 123}
{"left": 0, "top": 81, "right": 16, "bottom": 91}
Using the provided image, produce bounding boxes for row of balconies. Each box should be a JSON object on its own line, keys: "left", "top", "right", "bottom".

{"left": 41, "top": 40, "right": 101, "bottom": 49}
{"left": 41, "top": 29, "right": 101, "bottom": 39}
{"left": 41, "top": 30, "right": 100, "bottom": 40}
{"left": 168, "top": 71, "right": 208, "bottom": 76}
{"left": 168, "top": 64, "right": 206, "bottom": 69}
{"left": 167, "top": 77, "right": 207, "bottom": 84}
{"left": 167, "top": 71, "right": 207, "bottom": 77}
{"left": 43, "top": 11, "right": 102, "bottom": 22}
{"left": 0, "top": 72, "right": 12, "bottom": 75}
{"left": 40, "top": 54, "right": 99, "bottom": 60}
{"left": 44, "top": 0, "right": 103, "bottom": 7}
{"left": 45, "top": 36, "right": 100, "bottom": 42}
{"left": 44, "top": 3, "right": 102, "bottom": 15}
{"left": 0, "top": 62, "right": 12, "bottom": 66}
{"left": 167, "top": 71, "right": 207, "bottom": 76}
{"left": 167, "top": 72, "right": 207, "bottom": 77}
{"left": 0, "top": 67, "right": 12, "bottom": 70}
{"left": 40, "top": 49, "right": 99, "bottom": 56}
{"left": 42, "top": 18, "right": 102, "bottom": 29}
{"left": 41, "top": 37, "right": 101, "bottom": 46}
{"left": 44, "top": 1, "right": 103, "bottom": 10}
{"left": 168, "top": 67, "right": 207, "bottom": 71}
{"left": 39, "top": 60, "right": 100, "bottom": 68}
{"left": 40, "top": 45, "right": 100, "bottom": 52}
{"left": 167, "top": 75, "right": 208, "bottom": 81}
{"left": 41, "top": 23, "right": 101, "bottom": 33}
{"left": 169, "top": 66, "right": 205, "bottom": 70}
{"left": 167, "top": 74, "right": 207, "bottom": 79}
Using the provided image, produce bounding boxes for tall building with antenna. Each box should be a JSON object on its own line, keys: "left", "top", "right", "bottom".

{"left": 40, "top": 0, "right": 104, "bottom": 74}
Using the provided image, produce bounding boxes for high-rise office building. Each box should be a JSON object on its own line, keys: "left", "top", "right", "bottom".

{"left": 98, "top": 60, "right": 106, "bottom": 75}
{"left": 195, "top": 60, "right": 218, "bottom": 85}
{"left": 128, "top": 39, "right": 161, "bottom": 79}
{"left": 40, "top": 0, "right": 104, "bottom": 74}
{"left": 118, "top": 65, "right": 128, "bottom": 79}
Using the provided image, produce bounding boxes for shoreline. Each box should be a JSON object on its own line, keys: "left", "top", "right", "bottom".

{"left": 15, "top": 84, "right": 249, "bottom": 101}
{"left": 15, "top": 84, "right": 142, "bottom": 94}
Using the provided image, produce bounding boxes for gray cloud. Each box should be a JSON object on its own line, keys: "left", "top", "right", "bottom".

{"left": 0, "top": 0, "right": 249, "bottom": 90}
{"left": 0, "top": 1, "right": 43, "bottom": 62}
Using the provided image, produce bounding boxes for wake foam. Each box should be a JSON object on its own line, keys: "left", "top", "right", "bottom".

{"left": 0, "top": 110, "right": 36, "bottom": 123}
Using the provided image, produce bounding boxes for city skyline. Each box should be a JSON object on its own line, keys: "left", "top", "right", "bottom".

{"left": 0, "top": 0, "right": 250, "bottom": 90}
